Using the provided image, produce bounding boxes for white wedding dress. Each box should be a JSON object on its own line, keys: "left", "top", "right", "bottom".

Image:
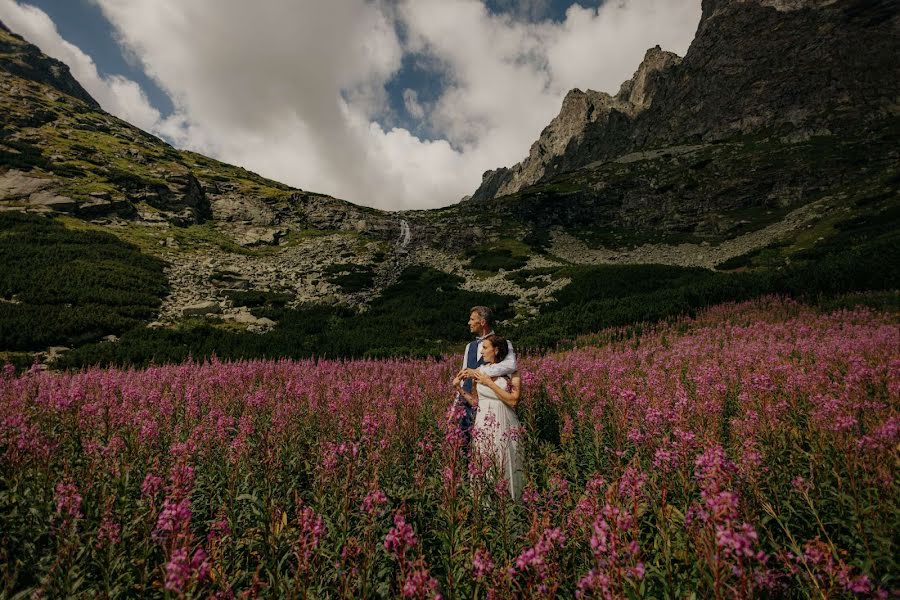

{"left": 473, "top": 371, "right": 524, "bottom": 500}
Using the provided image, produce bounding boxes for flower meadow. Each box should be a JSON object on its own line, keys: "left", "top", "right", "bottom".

{"left": 1, "top": 297, "right": 897, "bottom": 598}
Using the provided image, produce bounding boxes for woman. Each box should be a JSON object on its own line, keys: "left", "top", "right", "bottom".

{"left": 452, "top": 334, "right": 524, "bottom": 500}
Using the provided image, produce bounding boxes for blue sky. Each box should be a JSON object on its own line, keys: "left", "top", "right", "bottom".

{"left": 1, "top": 0, "right": 700, "bottom": 210}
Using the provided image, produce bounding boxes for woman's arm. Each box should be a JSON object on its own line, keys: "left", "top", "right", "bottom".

{"left": 452, "top": 369, "right": 479, "bottom": 407}
{"left": 475, "top": 371, "right": 521, "bottom": 408}
{"left": 479, "top": 341, "right": 517, "bottom": 377}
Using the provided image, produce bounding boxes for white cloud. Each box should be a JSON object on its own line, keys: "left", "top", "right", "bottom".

{"left": 1, "top": 0, "right": 702, "bottom": 210}
{"left": 0, "top": 0, "right": 163, "bottom": 132}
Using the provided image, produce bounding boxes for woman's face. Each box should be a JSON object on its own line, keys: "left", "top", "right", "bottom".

{"left": 482, "top": 339, "right": 496, "bottom": 363}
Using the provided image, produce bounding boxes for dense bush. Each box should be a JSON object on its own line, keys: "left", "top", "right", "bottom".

{"left": 324, "top": 264, "right": 375, "bottom": 293}
{"left": 468, "top": 249, "right": 528, "bottom": 272}
{"left": 0, "top": 213, "right": 167, "bottom": 351}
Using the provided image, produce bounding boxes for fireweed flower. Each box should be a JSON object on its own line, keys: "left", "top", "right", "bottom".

{"left": 472, "top": 548, "right": 495, "bottom": 581}
{"left": 96, "top": 512, "right": 121, "bottom": 548}
{"left": 54, "top": 479, "right": 82, "bottom": 522}
{"left": 294, "top": 504, "right": 326, "bottom": 571}
{"left": 513, "top": 527, "right": 566, "bottom": 579}
{"left": 153, "top": 497, "right": 192, "bottom": 542}
{"left": 401, "top": 560, "right": 442, "bottom": 600}
{"left": 207, "top": 517, "right": 231, "bottom": 542}
{"left": 141, "top": 473, "right": 164, "bottom": 499}
{"left": 362, "top": 488, "right": 388, "bottom": 515}
{"left": 385, "top": 513, "right": 417, "bottom": 558}
{"left": 0, "top": 298, "right": 894, "bottom": 595}
{"left": 165, "top": 546, "right": 209, "bottom": 593}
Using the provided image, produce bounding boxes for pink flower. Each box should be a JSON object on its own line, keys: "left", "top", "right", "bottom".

{"left": 401, "top": 563, "right": 441, "bottom": 599}
{"left": 295, "top": 504, "right": 326, "bottom": 571}
{"left": 385, "top": 512, "right": 417, "bottom": 558}
{"left": 153, "top": 497, "right": 192, "bottom": 542}
{"left": 96, "top": 514, "right": 121, "bottom": 548}
{"left": 141, "top": 473, "right": 163, "bottom": 499}
{"left": 54, "top": 480, "right": 82, "bottom": 521}
{"left": 472, "top": 548, "right": 494, "bottom": 580}
{"left": 164, "top": 546, "right": 209, "bottom": 593}
{"left": 362, "top": 488, "right": 388, "bottom": 516}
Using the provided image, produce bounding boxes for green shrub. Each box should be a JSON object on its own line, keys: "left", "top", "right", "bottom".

{"left": 0, "top": 213, "right": 167, "bottom": 351}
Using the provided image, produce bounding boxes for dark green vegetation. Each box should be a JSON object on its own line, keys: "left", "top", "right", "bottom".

{"left": 324, "top": 263, "right": 375, "bottom": 293}
{"left": 4, "top": 190, "right": 897, "bottom": 371}
{"left": 462, "top": 239, "right": 532, "bottom": 273}
{"left": 55, "top": 266, "right": 515, "bottom": 368}
{"left": 511, "top": 203, "right": 900, "bottom": 350}
{"left": 0, "top": 212, "right": 167, "bottom": 351}
{"left": 468, "top": 249, "right": 527, "bottom": 272}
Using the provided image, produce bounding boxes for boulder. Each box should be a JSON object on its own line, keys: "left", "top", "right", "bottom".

{"left": 29, "top": 191, "right": 76, "bottom": 212}
{"left": 182, "top": 301, "right": 221, "bottom": 317}
{"left": 0, "top": 169, "right": 55, "bottom": 199}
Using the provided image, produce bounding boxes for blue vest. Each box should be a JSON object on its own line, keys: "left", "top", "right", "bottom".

{"left": 462, "top": 339, "right": 485, "bottom": 393}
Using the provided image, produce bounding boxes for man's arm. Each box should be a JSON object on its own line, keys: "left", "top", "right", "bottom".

{"left": 455, "top": 342, "right": 470, "bottom": 403}
{"left": 480, "top": 340, "right": 517, "bottom": 377}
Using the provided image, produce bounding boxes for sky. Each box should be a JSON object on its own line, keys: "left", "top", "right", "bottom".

{"left": 0, "top": 0, "right": 702, "bottom": 211}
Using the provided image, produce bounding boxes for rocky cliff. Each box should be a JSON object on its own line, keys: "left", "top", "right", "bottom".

{"left": 472, "top": 47, "right": 681, "bottom": 201}
{"left": 471, "top": 0, "right": 899, "bottom": 201}
{"left": 0, "top": 20, "right": 99, "bottom": 110}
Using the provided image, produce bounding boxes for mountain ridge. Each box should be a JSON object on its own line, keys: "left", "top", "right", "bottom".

{"left": 471, "top": 0, "right": 899, "bottom": 202}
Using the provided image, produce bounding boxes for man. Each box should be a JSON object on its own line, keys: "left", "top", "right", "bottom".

{"left": 455, "top": 306, "right": 517, "bottom": 449}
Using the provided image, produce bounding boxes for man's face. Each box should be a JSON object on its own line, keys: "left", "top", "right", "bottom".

{"left": 468, "top": 311, "right": 485, "bottom": 334}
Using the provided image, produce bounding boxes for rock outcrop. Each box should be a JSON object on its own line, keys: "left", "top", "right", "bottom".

{"left": 0, "top": 20, "right": 100, "bottom": 110}
{"left": 471, "top": 47, "right": 681, "bottom": 201}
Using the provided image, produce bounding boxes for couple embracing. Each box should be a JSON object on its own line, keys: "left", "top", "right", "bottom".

{"left": 452, "top": 306, "right": 524, "bottom": 501}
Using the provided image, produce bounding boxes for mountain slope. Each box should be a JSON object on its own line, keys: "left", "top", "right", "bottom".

{"left": 0, "top": 2, "right": 898, "bottom": 368}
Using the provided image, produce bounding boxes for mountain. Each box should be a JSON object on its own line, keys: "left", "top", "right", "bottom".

{"left": 0, "top": 1, "right": 897, "bottom": 369}
{"left": 472, "top": 0, "right": 899, "bottom": 202}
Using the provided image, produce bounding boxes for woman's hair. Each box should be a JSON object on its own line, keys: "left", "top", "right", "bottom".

{"left": 483, "top": 334, "right": 508, "bottom": 363}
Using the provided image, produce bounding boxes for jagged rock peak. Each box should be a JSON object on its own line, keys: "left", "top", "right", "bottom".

{"left": 469, "top": 46, "right": 681, "bottom": 201}
{"left": 616, "top": 46, "right": 682, "bottom": 108}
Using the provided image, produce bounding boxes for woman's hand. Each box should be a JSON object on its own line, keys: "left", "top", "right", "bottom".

{"left": 472, "top": 370, "right": 492, "bottom": 385}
